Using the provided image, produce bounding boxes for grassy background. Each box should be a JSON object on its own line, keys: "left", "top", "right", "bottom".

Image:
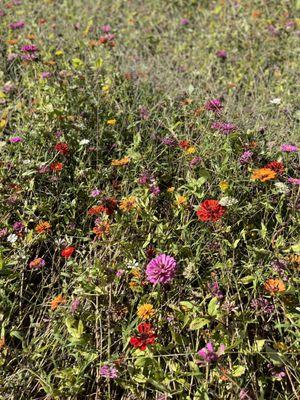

{"left": 0, "top": 0, "right": 299, "bottom": 399}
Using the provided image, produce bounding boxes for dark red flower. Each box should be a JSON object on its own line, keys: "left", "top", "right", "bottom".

{"left": 265, "top": 161, "right": 284, "bottom": 175}
{"left": 50, "top": 162, "right": 63, "bottom": 172}
{"left": 55, "top": 142, "right": 69, "bottom": 155}
{"left": 130, "top": 323, "right": 157, "bottom": 351}
{"left": 102, "top": 197, "right": 118, "bottom": 215}
{"left": 61, "top": 246, "right": 76, "bottom": 258}
{"left": 196, "top": 200, "right": 225, "bottom": 222}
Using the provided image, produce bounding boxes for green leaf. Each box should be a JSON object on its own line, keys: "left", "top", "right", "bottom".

{"left": 231, "top": 365, "right": 246, "bottom": 377}
{"left": 189, "top": 318, "right": 210, "bottom": 330}
{"left": 207, "top": 297, "right": 219, "bottom": 317}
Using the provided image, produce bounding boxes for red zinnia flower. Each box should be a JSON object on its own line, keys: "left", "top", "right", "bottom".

{"left": 87, "top": 205, "right": 108, "bottom": 215}
{"left": 179, "top": 140, "right": 190, "bottom": 150}
{"left": 61, "top": 246, "right": 76, "bottom": 258}
{"left": 196, "top": 199, "right": 225, "bottom": 222}
{"left": 265, "top": 161, "right": 284, "bottom": 175}
{"left": 130, "top": 323, "right": 157, "bottom": 351}
{"left": 102, "top": 197, "right": 118, "bottom": 215}
{"left": 50, "top": 162, "right": 63, "bottom": 172}
{"left": 55, "top": 142, "right": 69, "bottom": 155}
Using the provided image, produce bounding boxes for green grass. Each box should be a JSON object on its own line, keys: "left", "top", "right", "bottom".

{"left": 0, "top": 0, "right": 299, "bottom": 399}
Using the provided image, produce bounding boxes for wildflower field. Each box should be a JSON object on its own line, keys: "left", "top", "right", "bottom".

{"left": 0, "top": 0, "right": 300, "bottom": 399}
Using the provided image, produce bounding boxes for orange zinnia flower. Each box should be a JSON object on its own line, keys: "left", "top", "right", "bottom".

{"left": 50, "top": 294, "right": 66, "bottom": 310}
{"left": 251, "top": 168, "right": 277, "bottom": 182}
{"left": 87, "top": 205, "right": 108, "bottom": 215}
{"left": 111, "top": 156, "right": 130, "bottom": 166}
{"left": 264, "top": 278, "right": 286, "bottom": 295}
{"left": 93, "top": 221, "right": 110, "bottom": 238}
{"left": 35, "top": 221, "right": 51, "bottom": 234}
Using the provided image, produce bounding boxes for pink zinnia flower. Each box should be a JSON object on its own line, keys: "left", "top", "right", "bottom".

{"left": 239, "top": 150, "right": 253, "bottom": 164}
{"left": 281, "top": 144, "right": 298, "bottom": 152}
{"left": 146, "top": 254, "right": 177, "bottom": 285}
{"left": 101, "top": 24, "right": 111, "bottom": 33}
{"left": 198, "top": 342, "right": 225, "bottom": 363}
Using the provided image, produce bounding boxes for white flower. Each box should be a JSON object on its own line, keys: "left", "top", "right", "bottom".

{"left": 219, "top": 197, "right": 238, "bottom": 206}
{"left": 270, "top": 98, "right": 281, "bottom": 105}
{"left": 79, "top": 139, "right": 90, "bottom": 145}
{"left": 126, "top": 259, "right": 139, "bottom": 269}
{"left": 274, "top": 182, "right": 289, "bottom": 194}
{"left": 23, "top": 159, "right": 31, "bottom": 164}
{"left": 7, "top": 233, "right": 18, "bottom": 243}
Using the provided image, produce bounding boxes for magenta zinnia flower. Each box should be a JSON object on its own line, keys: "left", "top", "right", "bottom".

{"left": 239, "top": 150, "right": 253, "bottom": 164}
{"left": 9, "top": 136, "right": 23, "bottom": 143}
{"left": 146, "top": 254, "right": 177, "bottom": 285}
{"left": 205, "top": 99, "right": 223, "bottom": 112}
{"left": 21, "top": 44, "right": 38, "bottom": 53}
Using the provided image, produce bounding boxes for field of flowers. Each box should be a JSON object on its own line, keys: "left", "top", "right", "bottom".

{"left": 0, "top": 0, "right": 299, "bottom": 399}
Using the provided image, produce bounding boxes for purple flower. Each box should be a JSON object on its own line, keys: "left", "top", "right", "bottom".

{"left": 204, "top": 99, "right": 223, "bottom": 112}
{"left": 190, "top": 156, "right": 202, "bottom": 167}
{"left": 198, "top": 342, "right": 225, "bottom": 363}
{"left": 239, "top": 150, "right": 253, "bottom": 164}
{"left": 100, "top": 365, "right": 118, "bottom": 379}
{"left": 138, "top": 172, "right": 150, "bottom": 185}
{"left": 101, "top": 24, "right": 111, "bottom": 33}
{"left": 116, "top": 269, "right": 125, "bottom": 277}
{"left": 180, "top": 18, "right": 189, "bottom": 25}
{"left": 268, "top": 364, "right": 286, "bottom": 380}
{"left": 41, "top": 72, "right": 52, "bottom": 79}
{"left": 216, "top": 50, "right": 227, "bottom": 59}
{"left": 251, "top": 297, "right": 274, "bottom": 314}
{"left": 146, "top": 254, "right": 177, "bottom": 285}
{"left": 0, "top": 228, "right": 8, "bottom": 238}
{"left": 212, "top": 122, "right": 236, "bottom": 135}
{"left": 161, "top": 137, "right": 177, "bottom": 146}
{"left": 70, "top": 298, "right": 80, "bottom": 313}
{"left": 9, "top": 136, "right": 23, "bottom": 143}
{"left": 9, "top": 21, "right": 25, "bottom": 29}
{"left": 281, "top": 144, "right": 298, "bottom": 152}
{"left": 38, "top": 165, "right": 50, "bottom": 174}
{"left": 207, "top": 281, "right": 223, "bottom": 299}
{"left": 55, "top": 130, "right": 63, "bottom": 138}
{"left": 13, "top": 221, "right": 24, "bottom": 232}
{"left": 149, "top": 181, "right": 160, "bottom": 197}
{"left": 288, "top": 177, "right": 300, "bottom": 185}
{"left": 21, "top": 44, "right": 38, "bottom": 53}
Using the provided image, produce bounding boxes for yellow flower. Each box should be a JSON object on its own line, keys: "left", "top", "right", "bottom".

{"left": 119, "top": 196, "right": 137, "bottom": 212}
{"left": 137, "top": 304, "right": 155, "bottom": 320}
{"left": 111, "top": 156, "right": 130, "bottom": 166}
{"left": 167, "top": 187, "right": 175, "bottom": 193}
{"left": 219, "top": 181, "right": 229, "bottom": 192}
{"left": 251, "top": 168, "right": 276, "bottom": 182}
{"left": 55, "top": 50, "right": 64, "bottom": 56}
{"left": 102, "top": 85, "right": 110, "bottom": 92}
{"left": 176, "top": 195, "right": 187, "bottom": 206}
{"left": 131, "top": 268, "right": 141, "bottom": 278}
{"left": 107, "top": 119, "right": 116, "bottom": 125}
{"left": 185, "top": 146, "right": 196, "bottom": 154}
{"left": 274, "top": 342, "right": 288, "bottom": 352}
